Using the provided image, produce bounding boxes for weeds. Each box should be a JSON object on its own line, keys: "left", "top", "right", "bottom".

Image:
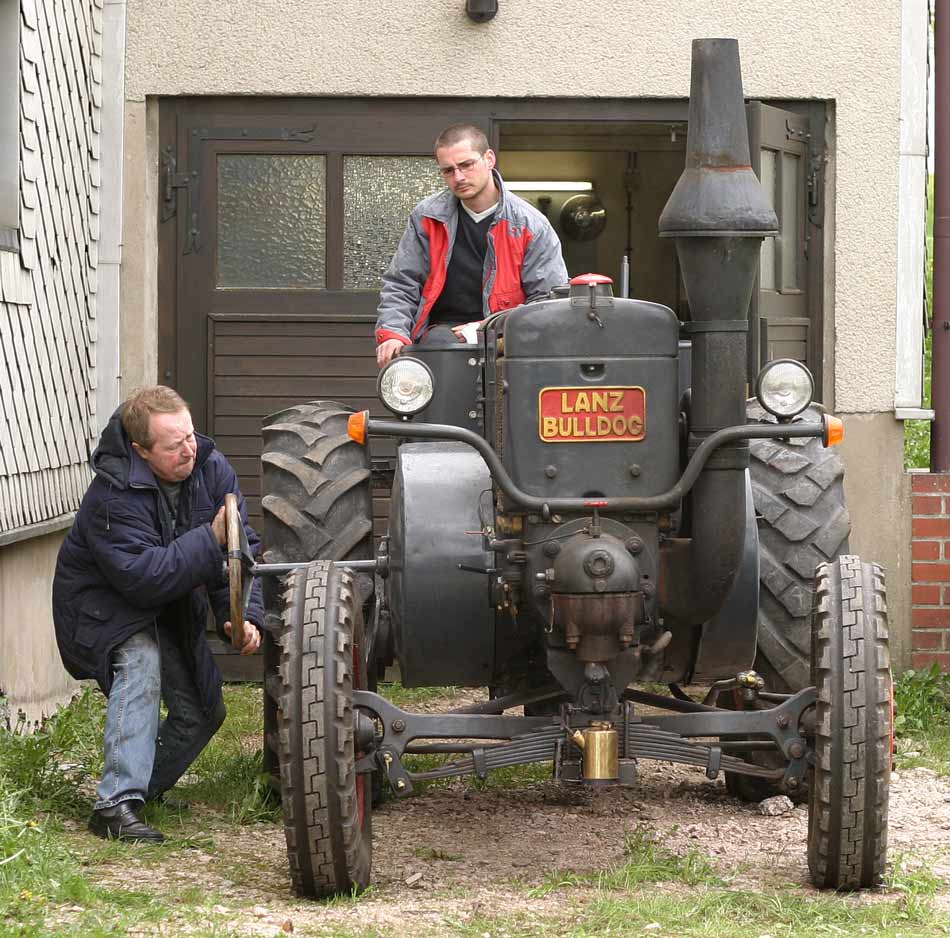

{"left": 378, "top": 680, "right": 460, "bottom": 709}
{"left": 0, "top": 688, "right": 103, "bottom": 819}
{"left": 529, "top": 828, "right": 721, "bottom": 898}
{"left": 894, "top": 663, "right": 950, "bottom": 735}
{"left": 175, "top": 684, "right": 280, "bottom": 824}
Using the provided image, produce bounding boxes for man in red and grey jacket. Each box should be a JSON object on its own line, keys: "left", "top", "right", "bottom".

{"left": 375, "top": 124, "right": 568, "bottom": 366}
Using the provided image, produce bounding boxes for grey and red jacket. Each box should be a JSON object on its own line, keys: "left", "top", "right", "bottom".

{"left": 375, "top": 170, "right": 568, "bottom": 346}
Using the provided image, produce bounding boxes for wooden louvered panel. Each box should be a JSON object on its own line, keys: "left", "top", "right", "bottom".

{"left": 207, "top": 314, "right": 391, "bottom": 539}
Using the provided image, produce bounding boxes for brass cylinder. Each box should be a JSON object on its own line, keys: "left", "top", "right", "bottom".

{"left": 573, "top": 722, "right": 619, "bottom": 781}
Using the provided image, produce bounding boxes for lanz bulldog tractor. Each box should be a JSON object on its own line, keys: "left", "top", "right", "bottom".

{"left": 225, "top": 38, "right": 891, "bottom": 898}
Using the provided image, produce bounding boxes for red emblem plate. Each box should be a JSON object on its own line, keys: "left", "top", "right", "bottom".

{"left": 538, "top": 386, "right": 646, "bottom": 443}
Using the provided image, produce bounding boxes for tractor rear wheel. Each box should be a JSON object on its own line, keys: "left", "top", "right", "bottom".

{"left": 260, "top": 401, "right": 373, "bottom": 789}
{"left": 748, "top": 401, "right": 851, "bottom": 693}
{"left": 806, "top": 556, "right": 890, "bottom": 890}
{"left": 277, "top": 560, "right": 373, "bottom": 898}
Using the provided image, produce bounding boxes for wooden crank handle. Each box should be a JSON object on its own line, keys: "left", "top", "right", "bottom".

{"left": 225, "top": 493, "right": 246, "bottom": 650}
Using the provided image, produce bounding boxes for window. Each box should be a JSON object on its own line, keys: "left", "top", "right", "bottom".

{"left": 0, "top": 0, "right": 18, "bottom": 252}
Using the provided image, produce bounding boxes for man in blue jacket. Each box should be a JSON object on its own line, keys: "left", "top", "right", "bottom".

{"left": 53, "top": 385, "right": 264, "bottom": 843}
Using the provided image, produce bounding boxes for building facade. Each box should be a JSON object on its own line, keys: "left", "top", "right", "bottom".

{"left": 0, "top": 0, "right": 934, "bottom": 723}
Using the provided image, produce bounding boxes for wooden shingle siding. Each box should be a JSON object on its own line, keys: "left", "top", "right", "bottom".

{"left": 0, "top": 0, "right": 101, "bottom": 536}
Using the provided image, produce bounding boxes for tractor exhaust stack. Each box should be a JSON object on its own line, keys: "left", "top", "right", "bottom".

{"left": 659, "top": 38, "right": 777, "bottom": 624}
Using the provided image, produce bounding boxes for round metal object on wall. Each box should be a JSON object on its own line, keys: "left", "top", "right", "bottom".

{"left": 560, "top": 194, "right": 607, "bottom": 241}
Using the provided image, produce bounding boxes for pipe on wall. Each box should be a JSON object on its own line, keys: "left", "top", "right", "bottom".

{"left": 933, "top": 0, "right": 950, "bottom": 468}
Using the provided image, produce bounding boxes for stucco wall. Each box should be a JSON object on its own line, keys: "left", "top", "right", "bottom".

{"left": 839, "top": 415, "right": 913, "bottom": 673}
{"left": 124, "top": 0, "right": 904, "bottom": 413}
{"left": 0, "top": 532, "right": 78, "bottom": 728}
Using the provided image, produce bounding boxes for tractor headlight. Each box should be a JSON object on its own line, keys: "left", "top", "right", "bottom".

{"left": 755, "top": 359, "right": 814, "bottom": 419}
{"left": 378, "top": 357, "right": 434, "bottom": 416}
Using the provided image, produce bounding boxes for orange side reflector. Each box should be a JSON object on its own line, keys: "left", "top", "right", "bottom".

{"left": 347, "top": 410, "right": 369, "bottom": 445}
{"left": 823, "top": 414, "right": 844, "bottom": 447}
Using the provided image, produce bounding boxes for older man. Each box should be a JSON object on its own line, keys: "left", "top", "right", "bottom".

{"left": 53, "top": 385, "right": 263, "bottom": 843}
{"left": 375, "top": 123, "right": 567, "bottom": 366}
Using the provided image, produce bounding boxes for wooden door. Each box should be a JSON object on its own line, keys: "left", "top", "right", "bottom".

{"left": 159, "top": 99, "right": 494, "bottom": 534}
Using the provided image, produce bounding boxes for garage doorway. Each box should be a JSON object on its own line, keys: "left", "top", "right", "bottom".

{"left": 157, "top": 97, "right": 827, "bottom": 675}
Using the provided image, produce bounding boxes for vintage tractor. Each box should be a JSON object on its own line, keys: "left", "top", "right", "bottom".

{"left": 226, "top": 38, "right": 891, "bottom": 898}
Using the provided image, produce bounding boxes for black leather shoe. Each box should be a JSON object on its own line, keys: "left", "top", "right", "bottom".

{"left": 88, "top": 802, "right": 165, "bottom": 843}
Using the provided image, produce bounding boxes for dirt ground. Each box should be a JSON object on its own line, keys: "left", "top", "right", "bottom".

{"left": 75, "top": 693, "right": 950, "bottom": 937}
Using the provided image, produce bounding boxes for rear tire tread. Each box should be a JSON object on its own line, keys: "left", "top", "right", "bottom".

{"left": 748, "top": 401, "right": 851, "bottom": 693}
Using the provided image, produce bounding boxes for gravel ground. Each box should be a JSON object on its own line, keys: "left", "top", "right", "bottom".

{"left": 71, "top": 692, "right": 950, "bottom": 937}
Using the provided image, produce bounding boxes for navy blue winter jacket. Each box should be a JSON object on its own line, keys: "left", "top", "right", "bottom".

{"left": 52, "top": 408, "right": 264, "bottom": 713}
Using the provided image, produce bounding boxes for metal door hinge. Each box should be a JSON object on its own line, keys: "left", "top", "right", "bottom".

{"left": 162, "top": 125, "right": 317, "bottom": 255}
{"left": 785, "top": 119, "right": 810, "bottom": 143}
{"left": 806, "top": 146, "right": 824, "bottom": 225}
{"left": 162, "top": 146, "right": 191, "bottom": 221}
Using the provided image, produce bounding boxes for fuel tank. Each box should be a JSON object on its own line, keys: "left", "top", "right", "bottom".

{"left": 490, "top": 284, "right": 680, "bottom": 500}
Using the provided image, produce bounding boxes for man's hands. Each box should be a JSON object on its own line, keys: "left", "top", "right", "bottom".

{"left": 211, "top": 505, "right": 227, "bottom": 545}
{"left": 224, "top": 620, "right": 261, "bottom": 655}
{"left": 451, "top": 319, "right": 486, "bottom": 343}
{"left": 377, "top": 338, "right": 406, "bottom": 367}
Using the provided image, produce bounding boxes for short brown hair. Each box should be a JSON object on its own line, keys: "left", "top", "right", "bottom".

{"left": 434, "top": 123, "right": 489, "bottom": 157}
{"left": 121, "top": 385, "right": 189, "bottom": 448}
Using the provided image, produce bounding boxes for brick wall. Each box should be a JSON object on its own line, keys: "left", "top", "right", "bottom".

{"left": 911, "top": 473, "right": 950, "bottom": 670}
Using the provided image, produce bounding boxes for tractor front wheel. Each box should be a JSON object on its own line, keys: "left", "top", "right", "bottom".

{"left": 806, "top": 555, "right": 890, "bottom": 890}
{"left": 260, "top": 400, "right": 374, "bottom": 791}
{"left": 276, "top": 560, "right": 373, "bottom": 898}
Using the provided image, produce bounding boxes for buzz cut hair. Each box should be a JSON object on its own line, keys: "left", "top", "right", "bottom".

{"left": 122, "top": 385, "right": 190, "bottom": 448}
{"left": 434, "top": 123, "right": 490, "bottom": 157}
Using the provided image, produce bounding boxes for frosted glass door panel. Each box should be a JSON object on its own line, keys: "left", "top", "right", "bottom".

{"left": 217, "top": 155, "right": 326, "bottom": 289}
{"left": 343, "top": 156, "right": 442, "bottom": 289}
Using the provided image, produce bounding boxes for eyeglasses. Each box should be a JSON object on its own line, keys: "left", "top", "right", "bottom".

{"left": 437, "top": 156, "right": 484, "bottom": 178}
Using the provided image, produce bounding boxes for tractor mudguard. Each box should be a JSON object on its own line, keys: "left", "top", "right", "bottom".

{"left": 691, "top": 470, "right": 759, "bottom": 681}
{"left": 387, "top": 442, "right": 495, "bottom": 687}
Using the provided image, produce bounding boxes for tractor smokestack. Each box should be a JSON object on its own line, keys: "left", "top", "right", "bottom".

{"left": 659, "top": 39, "right": 777, "bottom": 625}
{"left": 659, "top": 38, "right": 777, "bottom": 318}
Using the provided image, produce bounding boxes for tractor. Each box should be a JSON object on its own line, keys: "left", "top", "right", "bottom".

{"left": 224, "top": 37, "right": 891, "bottom": 898}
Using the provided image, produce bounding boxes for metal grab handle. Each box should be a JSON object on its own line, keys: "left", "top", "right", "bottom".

{"left": 365, "top": 417, "right": 830, "bottom": 512}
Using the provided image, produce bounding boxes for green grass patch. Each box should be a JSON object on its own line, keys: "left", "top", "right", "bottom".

{"left": 378, "top": 680, "right": 461, "bottom": 709}
{"left": 895, "top": 663, "right": 950, "bottom": 735}
{"left": 174, "top": 684, "right": 279, "bottom": 824}
{"left": 448, "top": 887, "right": 947, "bottom": 938}
{"left": 894, "top": 664, "right": 950, "bottom": 776}
{"left": 529, "top": 828, "right": 722, "bottom": 898}
{"left": 0, "top": 683, "right": 277, "bottom": 934}
{"left": 453, "top": 863, "right": 945, "bottom": 938}
{"left": 896, "top": 724, "right": 950, "bottom": 777}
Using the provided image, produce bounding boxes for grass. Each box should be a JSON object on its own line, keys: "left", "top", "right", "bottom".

{"left": 438, "top": 850, "right": 948, "bottom": 938}
{"left": 528, "top": 828, "right": 722, "bottom": 898}
{"left": 173, "top": 684, "right": 279, "bottom": 824}
{"left": 0, "top": 684, "right": 276, "bottom": 936}
{"left": 445, "top": 840, "right": 947, "bottom": 938}
{"left": 894, "top": 664, "right": 950, "bottom": 777}
{"left": 377, "top": 680, "right": 460, "bottom": 709}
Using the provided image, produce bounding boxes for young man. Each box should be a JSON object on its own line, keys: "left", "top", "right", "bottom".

{"left": 53, "top": 386, "right": 263, "bottom": 843}
{"left": 375, "top": 123, "right": 568, "bottom": 366}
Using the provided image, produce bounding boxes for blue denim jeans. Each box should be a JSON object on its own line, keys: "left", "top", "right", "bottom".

{"left": 95, "top": 626, "right": 226, "bottom": 809}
